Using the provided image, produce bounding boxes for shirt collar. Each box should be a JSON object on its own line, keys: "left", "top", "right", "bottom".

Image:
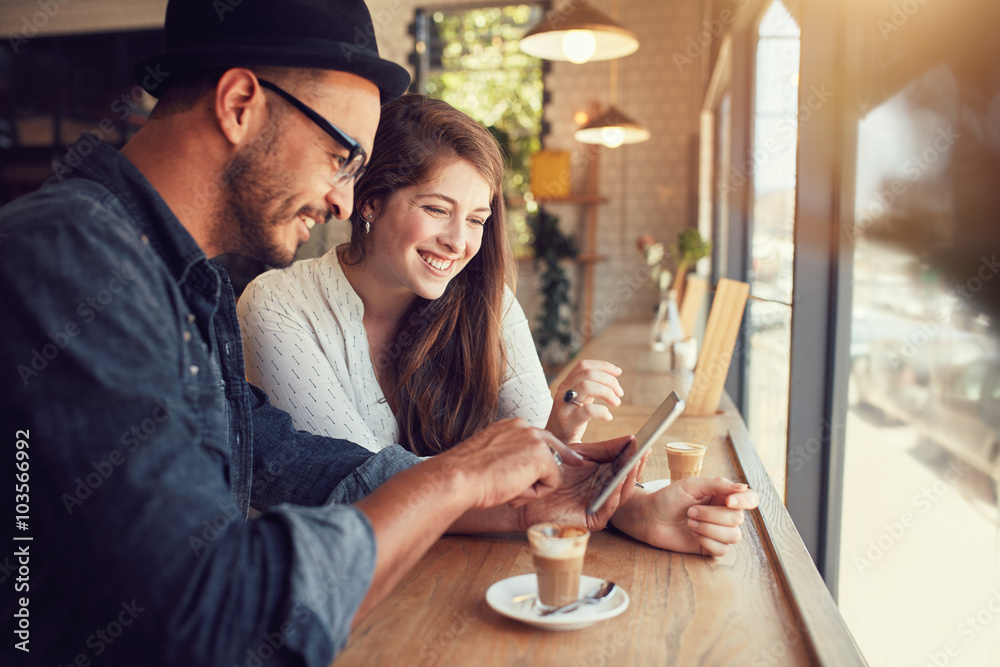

{"left": 65, "top": 133, "right": 209, "bottom": 286}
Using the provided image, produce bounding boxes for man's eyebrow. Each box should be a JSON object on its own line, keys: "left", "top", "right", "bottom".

{"left": 416, "top": 192, "right": 491, "bottom": 213}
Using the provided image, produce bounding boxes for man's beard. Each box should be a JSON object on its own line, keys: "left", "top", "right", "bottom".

{"left": 217, "top": 118, "right": 301, "bottom": 268}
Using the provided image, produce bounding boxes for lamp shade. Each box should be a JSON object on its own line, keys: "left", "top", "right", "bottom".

{"left": 574, "top": 105, "right": 650, "bottom": 148}
{"left": 519, "top": 2, "right": 638, "bottom": 63}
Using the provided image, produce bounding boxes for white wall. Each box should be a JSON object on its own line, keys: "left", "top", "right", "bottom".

{"left": 0, "top": 0, "right": 166, "bottom": 36}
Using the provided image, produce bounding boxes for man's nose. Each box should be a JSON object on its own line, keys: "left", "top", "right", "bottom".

{"left": 326, "top": 181, "right": 355, "bottom": 221}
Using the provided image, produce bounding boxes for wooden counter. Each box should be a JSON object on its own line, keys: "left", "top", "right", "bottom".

{"left": 333, "top": 321, "right": 864, "bottom": 666}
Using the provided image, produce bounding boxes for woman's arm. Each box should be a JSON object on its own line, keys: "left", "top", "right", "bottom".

{"left": 496, "top": 292, "right": 554, "bottom": 427}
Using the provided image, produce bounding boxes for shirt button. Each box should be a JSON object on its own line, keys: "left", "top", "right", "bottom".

{"left": 140, "top": 234, "right": 150, "bottom": 245}
{"left": 189, "top": 365, "right": 199, "bottom": 376}
{"left": 183, "top": 331, "right": 192, "bottom": 342}
{"left": 186, "top": 314, "right": 196, "bottom": 323}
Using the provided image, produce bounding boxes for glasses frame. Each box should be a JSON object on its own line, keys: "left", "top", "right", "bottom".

{"left": 257, "top": 78, "right": 368, "bottom": 186}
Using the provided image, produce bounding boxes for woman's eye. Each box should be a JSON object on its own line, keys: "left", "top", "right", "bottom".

{"left": 469, "top": 218, "right": 486, "bottom": 227}
{"left": 423, "top": 206, "right": 447, "bottom": 215}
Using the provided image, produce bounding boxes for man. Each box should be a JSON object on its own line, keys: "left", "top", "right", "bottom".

{"left": 0, "top": 1, "right": 756, "bottom": 665}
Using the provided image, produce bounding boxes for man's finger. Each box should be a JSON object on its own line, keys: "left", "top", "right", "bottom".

{"left": 507, "top": 446, "right": 562, "bottom": 507}
{"left": 542, "top": 431, "right": 585, "bottom": 463}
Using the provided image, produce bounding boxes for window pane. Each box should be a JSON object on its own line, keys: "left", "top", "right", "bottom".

{"left": 414, "top": 5, "right": 544, "bottom": 257}
{"left": 746, "top": 0, "right": 799, "bottom": 499}
{"left": 838, "top": 25, "right": 1000, "bottom": 667}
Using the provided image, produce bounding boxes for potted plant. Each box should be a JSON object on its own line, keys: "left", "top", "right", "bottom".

{"left": 671, "top": 229, "right": 712, "bottom": 304}
{"left": 529, "top": 206, "right": 579, "bottom": 370}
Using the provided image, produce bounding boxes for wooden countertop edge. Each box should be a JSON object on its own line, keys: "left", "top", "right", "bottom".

{"left": 725, "top": 426, "right": 867, "bottom": 666}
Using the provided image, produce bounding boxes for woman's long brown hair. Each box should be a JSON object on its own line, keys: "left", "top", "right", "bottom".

{"left": 342, "top": 95, "right": 515, "bottom": 456}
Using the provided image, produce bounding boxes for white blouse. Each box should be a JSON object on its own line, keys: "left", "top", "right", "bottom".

{"left": 237, "top": 249, "right": 553, "bottom": 452}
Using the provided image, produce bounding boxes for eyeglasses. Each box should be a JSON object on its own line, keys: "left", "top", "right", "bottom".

{"left": 257, "top": 78, "right": 368, "bottom": 187}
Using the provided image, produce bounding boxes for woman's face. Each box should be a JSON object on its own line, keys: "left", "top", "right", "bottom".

{"left": 365, "top": 158, "right": 492, "bottom": 302}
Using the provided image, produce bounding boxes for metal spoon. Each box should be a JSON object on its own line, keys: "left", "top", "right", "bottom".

{"left": 538, "top": 580, "right": 617, "bottom": 616}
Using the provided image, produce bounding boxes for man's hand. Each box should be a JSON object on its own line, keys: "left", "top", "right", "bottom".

{"left": 611, "top": 477, "right": 759, "bottom": 557}
{"left": 354, "top": 418, "right": 575, "bottom": 622}
{"left": 435, "top": 418, "right": 575, "bottom": 510}
{"left": 516, "top": 435, "right": 644, "bottom": 532}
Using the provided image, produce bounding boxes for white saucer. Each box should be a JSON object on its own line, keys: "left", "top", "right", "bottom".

{"left": 640, "top": 478, "right": 671, "bottom": 492}
{"left": 485, "top": 574, "right": 630, "bottom": 631}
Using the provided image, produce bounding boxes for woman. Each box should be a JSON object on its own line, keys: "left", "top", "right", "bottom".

{"left": 238, "top": 95, "right": 623, "bottom": 455}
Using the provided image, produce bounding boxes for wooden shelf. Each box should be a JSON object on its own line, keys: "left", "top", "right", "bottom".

{"left": 532, "top": 148, "right": 607, "bottom": 344}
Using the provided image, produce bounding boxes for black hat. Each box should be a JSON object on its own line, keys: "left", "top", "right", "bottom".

{"left": 134, "top": 0, "right": 410, "bottom": 104}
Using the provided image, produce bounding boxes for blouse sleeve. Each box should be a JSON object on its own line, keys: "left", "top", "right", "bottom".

{"left": 237, "top": 274, "right": 390, "bottom": 451}
{"left": 496, "top": 289, "right": 554, "bottom": 427}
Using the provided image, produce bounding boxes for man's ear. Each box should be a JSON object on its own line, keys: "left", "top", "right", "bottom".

{"left": 214, "top": 68, "right": 267, "bottom": 146}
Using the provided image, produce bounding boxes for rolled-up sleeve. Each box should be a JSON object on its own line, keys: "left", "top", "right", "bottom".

{"left": 248, "top": 383, "right": 420, "bottom": 509}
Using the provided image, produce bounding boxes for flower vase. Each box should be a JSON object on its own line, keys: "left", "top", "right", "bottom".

{"left": 650, "top": 290, "right": 683, "bottom": 352}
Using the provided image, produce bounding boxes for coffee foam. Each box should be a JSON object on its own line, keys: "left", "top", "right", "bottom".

{"left": 665, "top": 442, "right": 706, "bottom": 455}
{"left": 527, "top": 523, "right": 589, "bottom": 559}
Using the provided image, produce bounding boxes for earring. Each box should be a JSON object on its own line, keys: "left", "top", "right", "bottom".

{"left": 364, "top": 214, "right": 373, "bottom": 234}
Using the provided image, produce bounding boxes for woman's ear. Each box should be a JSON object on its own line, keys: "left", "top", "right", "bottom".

{"left": 362, "top": 198, "right": 383, "bottom": 221}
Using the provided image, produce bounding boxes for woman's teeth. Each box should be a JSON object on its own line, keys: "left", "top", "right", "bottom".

{"left": 299, "top": 215, "right": 315, "bottom": 229}
{"left": 421, "top": 253, "right": 452, "bottom": 271}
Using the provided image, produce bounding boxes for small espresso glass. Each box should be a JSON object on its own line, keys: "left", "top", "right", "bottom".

{"left": 665, "top": 441, "right": 707, "bottom": 481}
{"left": 526, "top": 523, "right": 590, "bottom": 610}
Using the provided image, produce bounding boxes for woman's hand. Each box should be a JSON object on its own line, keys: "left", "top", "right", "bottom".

{"left": 516, "top": 435, "right": 644, "bottom": 533}
{"left": 546, "top": 359, "right": 624, "bottom": 443}
{"left": 610, "top": 477, "right": 759, "bottom": 557}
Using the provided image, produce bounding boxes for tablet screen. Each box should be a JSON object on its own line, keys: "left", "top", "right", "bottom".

{"left": 585, "top": 391, "right": 685, "bottom": 515}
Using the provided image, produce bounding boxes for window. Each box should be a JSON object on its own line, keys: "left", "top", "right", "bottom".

{"left": 744, "top": 1, "right": 799, "bottom": 499}
{"left": 413, "top": 4, "right": 544, "bottom": 257}
{"left": 836, "top": 5, "right": 1000, "bottom": 663}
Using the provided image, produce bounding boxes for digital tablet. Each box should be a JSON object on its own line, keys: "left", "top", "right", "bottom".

{"left": 585, "top": 391, "right": 685, "bottom": 515}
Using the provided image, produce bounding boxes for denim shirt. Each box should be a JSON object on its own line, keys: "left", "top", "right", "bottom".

{"left": 0, "top": 135, "right": 419, "bottom": 666}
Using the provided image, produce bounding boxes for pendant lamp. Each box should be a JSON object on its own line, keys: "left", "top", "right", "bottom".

{"left": 574, "top": 105, "right": 650, "bottom": 147}
{"left": 519, "top": 1, "right": 639, "bottom": 63}
{"left": 574, "top": 60, "right": 649, "bottom": 148}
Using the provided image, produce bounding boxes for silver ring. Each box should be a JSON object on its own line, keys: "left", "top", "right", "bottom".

{"left": 547, "top": 446, "right": 563, "bottom": 467}
{"left": 563, "top": 389, "right": 584, "bottom": 407}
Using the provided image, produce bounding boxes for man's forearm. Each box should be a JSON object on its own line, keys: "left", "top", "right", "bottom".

{"left": 446, "top": 504, "right": 524, "bottom": 534}
{"left": 352, "top": 458, "right": 476, "bottom": 622}
{"left": 350, "top": 421, "right": 568, "bottom": 622}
